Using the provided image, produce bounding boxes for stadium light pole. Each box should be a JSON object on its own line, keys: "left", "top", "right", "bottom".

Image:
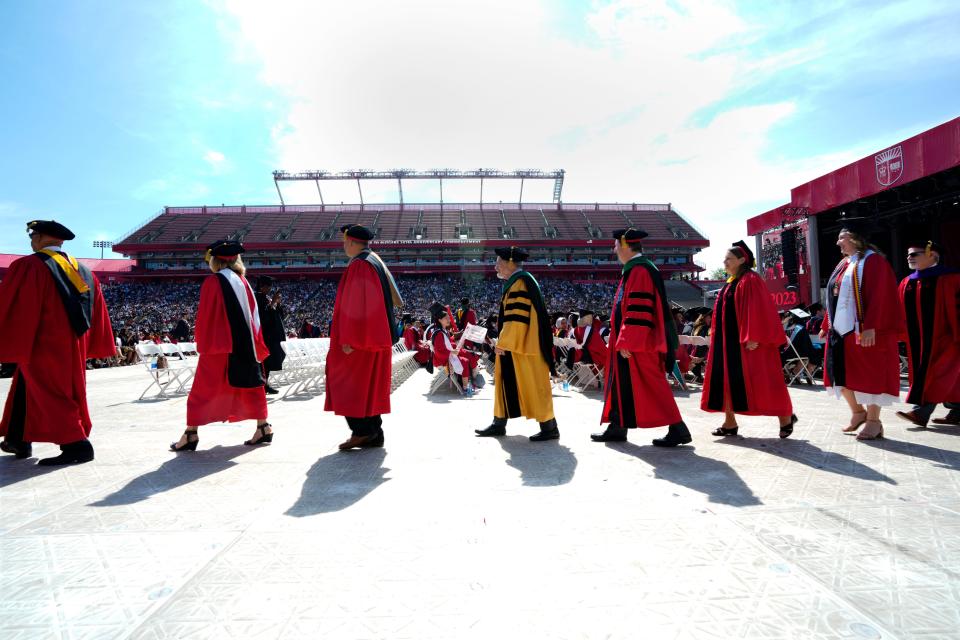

{"left": 93, "top": 240, "right": 113, "bottom": 259}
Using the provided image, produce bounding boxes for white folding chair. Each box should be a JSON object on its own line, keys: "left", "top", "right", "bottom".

{"left": 160, "top": 343, "right": 194, "bottom": 392}
{"left": 136, "top": 343, "right": 187, "bottom": 399}
{"left": 570, "top": 362, "right": 602, "bottom": 391}
{"left": 782, "top": 335, "right": 814, "bottom": 386}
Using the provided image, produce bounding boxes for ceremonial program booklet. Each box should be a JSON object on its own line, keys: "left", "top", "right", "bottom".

{"left": 456, "top": 323, "right": 488, "bottom": 350}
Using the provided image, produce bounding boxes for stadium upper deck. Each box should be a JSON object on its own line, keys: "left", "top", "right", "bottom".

{"left": 116, "top": 203, "right": 704, "bottom": 246}
{"left": 112, "top": 202, "right": 708, "bottom": 279}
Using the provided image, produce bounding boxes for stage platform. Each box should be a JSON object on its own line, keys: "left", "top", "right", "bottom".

{"left": 1, "top": 365, "right": 958, "bottom": 639}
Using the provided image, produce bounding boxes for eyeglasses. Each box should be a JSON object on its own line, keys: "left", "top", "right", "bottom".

{"left": 907, "top": 252, "right": 923, "bottom": 258}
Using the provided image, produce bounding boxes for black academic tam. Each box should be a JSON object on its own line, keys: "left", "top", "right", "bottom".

{"left": 27, "top": 220, "right": 75, "bottom": 241}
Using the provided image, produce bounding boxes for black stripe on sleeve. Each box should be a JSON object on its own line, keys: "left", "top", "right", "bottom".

{"left": 507, "top": 291, "right": 531, "bottom": 300}
{"left": 624, "top": 318, "right": 654, "bottom": 327}
{"left": 628, "top": 292, "right": 655, "bottom": 300}
{"left": 626, "top": 304, "right": 654, "bottom": 314}
{"left": 501, "top": 314, "right": 531, "bottom": 325}
{"left": 505, "top": 302, "right": 531, "bottom": 312}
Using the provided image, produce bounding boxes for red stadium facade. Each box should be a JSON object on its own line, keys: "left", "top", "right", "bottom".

{"left": 111, "top": 202, "right": 709, "bottom": 280}
{"left": 745, "top": 116, "right": 960, "bottom": 309}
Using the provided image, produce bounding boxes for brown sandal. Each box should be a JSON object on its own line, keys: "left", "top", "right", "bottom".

{"left": 843, "top": 410, "right": 867, "bottom": 433}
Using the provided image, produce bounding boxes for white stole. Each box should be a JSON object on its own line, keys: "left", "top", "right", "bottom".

{"left": 220, "top": 269, "right": 262, "bottom": 361}
{"left": 833, "top": 250, "right": 873, "bottom": 336}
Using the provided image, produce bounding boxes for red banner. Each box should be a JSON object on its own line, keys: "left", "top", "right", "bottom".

{"left": 791, "top": 117, "right": 960, "bottom": 214}
{"left": 759, "top": 221, "right": 811, "bottom": 311}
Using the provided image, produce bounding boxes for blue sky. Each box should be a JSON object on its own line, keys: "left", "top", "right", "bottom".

{"left": 1, "top": 0, "right": 958, "bottom": 268}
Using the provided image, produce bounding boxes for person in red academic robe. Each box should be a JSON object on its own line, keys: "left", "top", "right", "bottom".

{"left": 326, "top": 224, "right": 403, "bottom": 450}
{"left": 702, "top": 241, "right": 797, "bottom": 438}
{"left": 0, "top": 220, "right": 115, "bottom": 465}
{"left": 895, "top": 240, "right": 960, "bottom": 428}
{"left": 820, "top": 221, "right": 904, "bottom": 440}
{"left": 171, "top": 240, "right": 272, "bottom": 452}
{"left": 430, "top": 306, "right": 476, "bottom": 396}
{"left": 575, "top": 309, "right": 609, "bottom": 372}
{"left": 401, "top": 314, "right": 432, "bottom": 369}
{"left": 592, "top": 228, "right": 692, "bottom": 446}
{"left": 455, "top": 298, "right": 478, "bottom": 331}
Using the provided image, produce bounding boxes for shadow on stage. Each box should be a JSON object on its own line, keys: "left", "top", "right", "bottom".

{"left": 88, "top": 445, "right": 255, "bottom": 506}
{"left": 906, "top": 425, "right": 960, "bottom": 438}
{"left": 286, "top": 448, "right": 389, "bottom": 516}
{"left": 605, "top": 441, "right": 761, "bottom": 507}
{"left": 0, "top": 456, "right": 62, "bottom": 490}
{"left": 497, "top": 435, "right": 577, "bottom": 487}
{"left": 860, "top": 437, "right": 960, "bottom": 471}
{"left": 717, "top": 437, "right": 897, "bottom": 483}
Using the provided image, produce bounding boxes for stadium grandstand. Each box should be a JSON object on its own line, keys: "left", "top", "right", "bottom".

{"left": 111, "top": 169, "right": 709, "bottom": 282}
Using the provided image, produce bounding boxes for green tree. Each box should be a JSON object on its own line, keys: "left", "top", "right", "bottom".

{"left": 708, "top": 267, "right": 727, "bottom": 280}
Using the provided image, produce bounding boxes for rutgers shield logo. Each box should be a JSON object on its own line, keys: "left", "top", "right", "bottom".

{"left": 875, "top": 145, "right": 903, "bottom": 187}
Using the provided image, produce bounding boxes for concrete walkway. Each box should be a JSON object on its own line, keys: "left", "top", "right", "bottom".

{"left": 1, "top": 365, "right": 958, "bottom": 639}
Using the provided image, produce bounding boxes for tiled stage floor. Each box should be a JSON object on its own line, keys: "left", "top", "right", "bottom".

{"left": 1, "top": 366, "right": 958, "bottom": 639}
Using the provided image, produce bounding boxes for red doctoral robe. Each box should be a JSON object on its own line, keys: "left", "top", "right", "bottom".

{"left": 325, "top": 257, "right": 393, "bottom": 418}
{"left": 822, "top": 253, "right": 903, "bottom": 398}
{"left": 899, "top": 267, "right": 960, "bottom": 405}
{"left": 186, "top": 274, "right": 269, "bottom": 427}
{"left": 601, "top": 257, "right": 682, "bottom": 428}
{"left": 701, "top": 270, "right": 792, "bottom": 416}
{"left": 579, "top": 318, "right": 609, "bottom": 370}
{"left": 403, "top": 326, "right": 431, "bottom": 365}
{"left": 0, "top": 252, "right": 115, "bottom": 444}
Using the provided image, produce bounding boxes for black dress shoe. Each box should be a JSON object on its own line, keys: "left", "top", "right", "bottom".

{"left": 37, "top": 439, "right": 94, "bottom": 466}
{"left": 475, "top": 424, "right": 507, "bottom": 437}
{"left": 265, "top": 385, "right": 280, "bottom": 395}
{"left": 0, "top": 440, "right": 32, "bottom": 459}
{"left": 359, "top": 430, "right": 384, "bottom": 448}
{"left": 895, "top": 411, "right": 927, "bottom": 427}
{"left": 652, "top": 422, "right": 692, "bottom": 447}
{"left": 530, "top": 418, "right": 560, "bottom": 442}
{"left": 591, "top": 427, "right": 627, "bottom": 442}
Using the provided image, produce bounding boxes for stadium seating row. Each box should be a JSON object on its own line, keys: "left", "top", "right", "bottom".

{"left": 119, "top": 204, "right": 705, "bottom": 246}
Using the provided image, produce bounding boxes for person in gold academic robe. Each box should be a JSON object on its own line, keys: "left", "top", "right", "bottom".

{"left": 475, "top": 246, "right": 558, "bottom": 441}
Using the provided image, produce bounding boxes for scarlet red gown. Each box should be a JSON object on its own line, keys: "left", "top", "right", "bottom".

{"left": 899, "top": 266, "right": 960, "bottom": 405}
{"left": 324, "top": 256, "right": 394, "bottom": 418}
{"left": 186, "top": 274, "right": 269, "bottom": 427}
{"left": 579, "top": 318, "right": 609, "bottom": 370}
{"left": 822, "top": 253, "right": 904, "bottom": 401}
{"left": 601, "top": 256, "right": 682, "bottom": 428}
{"left": 431, "top": 327, "right": 474, "bottom": 376}
{"left": 0, "top": 253, "right": 115, "bottom": 445}
{"left": 701, "top": 270, "right": 792, "bottom": 416}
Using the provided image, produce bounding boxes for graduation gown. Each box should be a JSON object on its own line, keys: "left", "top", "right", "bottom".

{"left": 431, "top": 327, "right": 473, "bottom": 376}
{"left": 900, "top": 266, "right": 960, "bottom": 405}
{"left": 186, "top": 272, "right": 269, "bottom": 427}
{"left": 494, "top": 271, "right": 555, "bottom": 423}
{"left": 601, "top": 255, "right": 682, "bottom": 428}
{"left": 255, "top": 291, "right": 287, "bottom": 373}
{"left": 701, "top": 270, "right": 793, "bottom": 416}
{"left": 579, "top": 318, "right": 610, "bottom": 370}
{"left": 456, "top": 307, "right": 477, "bottom": 330}
{"left": 822, "top": 253, "right": 903, "bottom": 400}
{"left": 325, "top": 250, "right": 399, "bottom": 418}
{"left": 0, "top": 251, "right": 115, "bottom": 445}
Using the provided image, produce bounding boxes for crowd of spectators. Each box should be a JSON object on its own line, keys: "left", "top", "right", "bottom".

{"left": 99, "top": 275, "right": 619, "bottom": 348}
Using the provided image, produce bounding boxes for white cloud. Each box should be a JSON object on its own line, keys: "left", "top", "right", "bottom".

{"left": 204, "top": 150, "right": 225, "bottom": 165}
{"left": 213, "top": 0, "right": 957, "bottom": 270}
